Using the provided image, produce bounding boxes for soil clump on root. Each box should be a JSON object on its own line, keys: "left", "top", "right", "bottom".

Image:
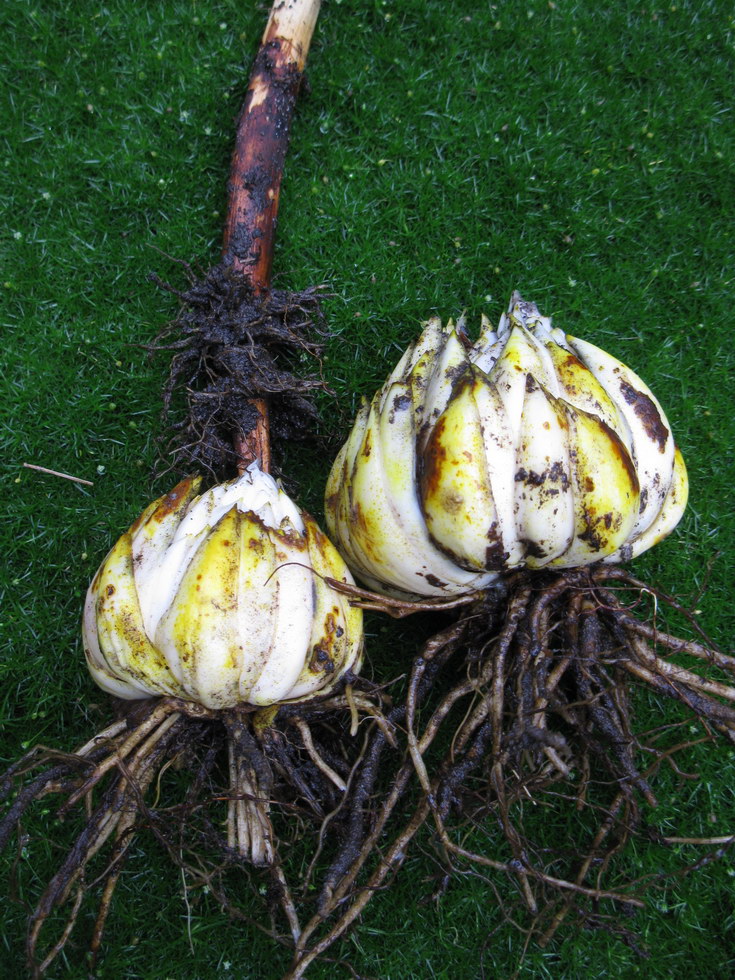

{"left": 149, "top": 263, "right": 330, "bottom": 479}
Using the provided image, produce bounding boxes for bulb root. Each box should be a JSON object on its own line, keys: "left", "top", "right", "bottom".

{"left": 0, "top": 682, "right": 389, "bottom": 976}
{"left": 286, "top": 565, "right": 735, "bottom": 975}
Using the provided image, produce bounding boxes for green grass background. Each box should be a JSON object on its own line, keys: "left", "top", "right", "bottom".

{"left": 2, "top": 0, "right": 734, "bottom": 976}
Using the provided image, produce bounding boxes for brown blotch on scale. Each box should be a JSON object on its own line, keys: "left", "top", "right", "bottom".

{"left": 619, "top": 381, "right": 669, "bottom": 452}
{"left": 309, "top": 645, "right": 336, "bottom": 674}
{"left": 350, "top": 502, "right": 370, "bottom": 536}
{"left": 419, "top": 415, "right": 448, "bottom": 505}
{"left": 439, "top": 491, "right": 465, "bottom": 515}
{"left": 388, "top": 392, "right": 412, "bottom": 424}
{"left": 362, "top": 428, "right": 372, "bottom": 459}
{"left": 548, "top": 460, "right": 570, "bottom": 490}
{"left": 155, "top": 477, "right": 199, "bottom": 521}
{"left": 520, "top": 539, "right": 547, "bottom": 560}
{"left": 556, "top": 351, "right": 589, "bottom": 396}
{"left": 485, "top": 525, "right": 509, "bottom": 570}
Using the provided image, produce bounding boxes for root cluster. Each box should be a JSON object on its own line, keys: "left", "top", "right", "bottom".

{"left": 417, "top": 567, "right": 735, "bottom": 933}
{"left": 282, "top": 566, "right": 735, "bottom": 976}
{"left": 0, "top": 681, "right": 387, "bottom": 977}
{"left": 3, "top": 567, "right": 734, "bottom": 978}
{"left": 148, "top": 264, "right": 329, "bottom": 478}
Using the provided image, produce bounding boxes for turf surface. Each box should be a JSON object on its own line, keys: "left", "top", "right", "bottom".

{"left": 2, "top": 0, "right": 734, "bottom": 977}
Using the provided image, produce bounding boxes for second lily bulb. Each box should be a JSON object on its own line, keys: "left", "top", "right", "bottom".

{"left": 326, "top": 293, "right": 687, "bottom": 598}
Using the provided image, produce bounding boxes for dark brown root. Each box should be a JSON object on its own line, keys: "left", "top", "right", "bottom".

{"left": 283, "top": 566, "right": 735, "bottom": 976}
{"left": 147, "top": 264, "right": 331, "bottom": 480}
{"left": 0, "top": 680, "right": 391, "bottom": 977}
{"left": 421, "top": 566, "right": 735, "bottom": 943}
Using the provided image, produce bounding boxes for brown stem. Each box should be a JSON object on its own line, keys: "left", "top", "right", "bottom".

{"left": 223, "top": 0, "right": 321, "bottom": 472}
{"left": 222, "top": 0, "right": 320, "bottom": 282}
{"left": 233, "top": 408, "right": 272, "bottom": 476}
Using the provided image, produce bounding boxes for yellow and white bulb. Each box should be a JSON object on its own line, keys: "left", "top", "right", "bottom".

{"left": 326, "top": 292, "right": 687, "bottom": 598}
{"left": 83, "top": 465, "right": 363, "bottom": 708}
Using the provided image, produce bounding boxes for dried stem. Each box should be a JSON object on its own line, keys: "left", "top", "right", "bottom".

{"left": 222, "top": 0, "right": 320, "bottom": 285}
{"left": 222, "top": 0, "right": 321, "bottom": 472}
{"left": 152, "top": 0, "right": 326, "bottom": 479}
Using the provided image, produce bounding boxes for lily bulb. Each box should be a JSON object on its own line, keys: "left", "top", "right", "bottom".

{"left": 325, "top": 292, "right": 687, "bottom": 598}
{"left": 83, "top": 465, "right": 363, "bottom": 708}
